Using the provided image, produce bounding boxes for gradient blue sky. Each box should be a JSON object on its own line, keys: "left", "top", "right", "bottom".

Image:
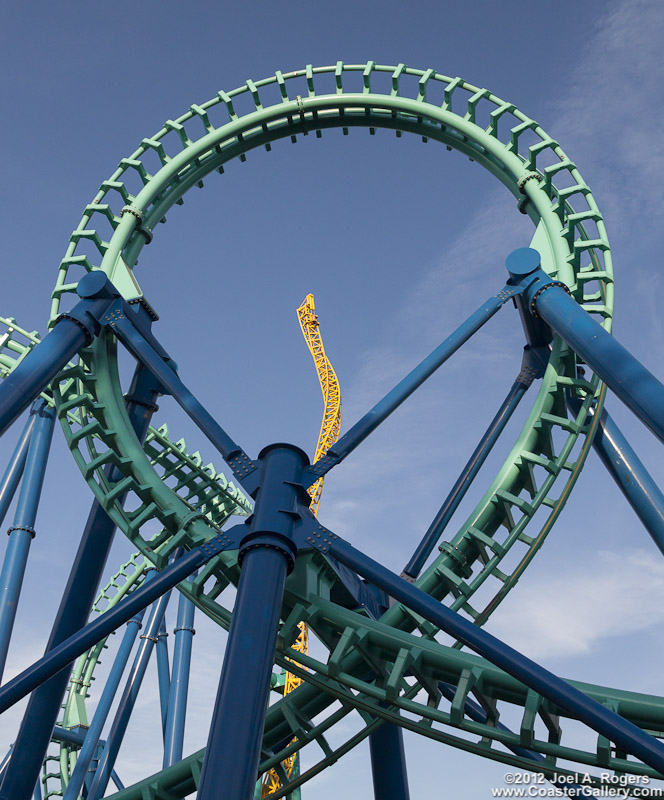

{"left": 2, "top": 1, "right": 664, "bottom": 797}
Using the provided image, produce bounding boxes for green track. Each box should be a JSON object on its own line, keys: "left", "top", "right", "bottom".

{"left": 4, "top": 63, "right": 648, "bottom": 798}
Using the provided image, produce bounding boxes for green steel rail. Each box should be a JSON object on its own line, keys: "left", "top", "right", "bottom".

{"left": 20, "top": 62, "right": 643, "bottom": 795}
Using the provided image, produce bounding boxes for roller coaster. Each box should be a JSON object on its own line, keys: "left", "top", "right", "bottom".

{"left": 1, "top": 62, "right": 664, "bottom": 800}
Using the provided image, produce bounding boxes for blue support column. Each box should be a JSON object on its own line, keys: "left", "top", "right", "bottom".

{"left": 0, "top": 541, "right": 219, "bottom": 716}
{"left": 570, "top": 398, "right": 664, "bottom": 555}
{"left": 61, "top": 606, "right": 147, "bottom": 800}
{"left": 403, "top": 375, "right": 530, "bottom": 580}
{"left": 311, "top": 285, "right": 522, "bottom": 476}
{"left": 0, "top": 364, "right": 162, "bottom": 800}
{"left": 369, "top": 719, "right": 411, "bottom": 800}
{"left": 87, "top": 559, "right": 178, "bottom": 800}
{"left": 156, "top": 617, "right": 171, "bottom": 737}
{"left": 197, "top": 444, "right": 304, "bottom": 800}
{"left": 325, "top": 534, "right": 664, "bottom": 774}
{"left": 0, "top": 412, "right": 35, "bottom": 527}
{"left": 506, "top": 248, "right": 664, "bottom": 445}
{"left": 0, "top": 398, "right": 55, "bottom": 682}
{"left": 163, "top": 576, "right": 197, "bottom": 768}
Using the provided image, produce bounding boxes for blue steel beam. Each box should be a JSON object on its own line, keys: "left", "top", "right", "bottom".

{"left": 105, "top": 313, "right": 253, "bottom": 480}
{"left": 163, "top": 576, "right": 197, "bottom": 768}
{"left": 197, "top": 444, "right": 304, "bottom": 800}
{"left": 506, "top": 248, "right": 664, "bottom": 445}
{"left": 309, "top": 284, "right": 524, "bottom": 479}
{"left": 87, "top": 561, "right": 178, "bottom": 800}
{"left": 0, "top": 399, "right": 55, "bottom": 682}
{"left": 369, "top": 719, "right": 411, "bottom": 800}
{"left": 0, "top": 365, "right": 162, "bottom": 800}
{"left": 0, "top": 412, "right": 35, "bottom": 528}
{"left": 403, "top": 374, "right": 530, "bottom": 580}
{"left": 62, "top": 608, "right": 147, "bottom": 800}
{"left": 0, "top": 271, "right": 118, "bottom": 438}
{"left": 323, "top": 534, "right": 664, "bottom": 775}
{"left": 156, "top": 617, "right": 171, "bottom": 737}
{"left": 0, "top": 531, "right": 236, "bottom": 716}
{"left": 569, "top": 397, "right": 664, "bottom": 556}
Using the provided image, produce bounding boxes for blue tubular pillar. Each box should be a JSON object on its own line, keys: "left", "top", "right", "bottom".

{"left": 0, "top": 412, "right": 35, "bottom": 527}
{"left": 369, "top": 719, "right": 411, "bottom": 800}
{"left": 156, "top": 617, "right": 171, "bottom": 737}
{"left": 308, "top": 285, "right": 523, "bottom": 478}
{"left": 61, "top": 604, "right": 147, "bottom": 800}
{"left": 87, "top": 558, "right": 179, "bottom": 800}
{"left": 0, "top": 398, "right": 55, "bottom": 682}
{"left": 325, "top": 535, "right": 664, "bottom": 774}
{"left": 506, "top": 248, "right": 664, "bottom": 445}
{"left": 197, "top": 444, "right": 304, "bottom": 800}
{"left": 0, "top": 364, "right": 162, "bottom": 800}
{"left": 163, "top": 576, "right": 197, "bottom": 768}
{"left": 569, "top": 398, "right": 664, "bottom": 555}
{"left": 403, "top": 374, "right": 530, "bottom": 580}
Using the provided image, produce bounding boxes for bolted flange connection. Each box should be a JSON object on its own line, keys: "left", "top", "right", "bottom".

{"left": 237, "top": 442, "right": 311, "bottom": 574}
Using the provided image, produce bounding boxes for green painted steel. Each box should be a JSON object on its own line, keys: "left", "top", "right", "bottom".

{"left": 4, "top": 63, "right": 645, "bottom": 797}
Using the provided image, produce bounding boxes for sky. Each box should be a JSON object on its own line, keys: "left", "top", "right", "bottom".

{"left": 1, "top": 0, "right": 664, "bottom": 797}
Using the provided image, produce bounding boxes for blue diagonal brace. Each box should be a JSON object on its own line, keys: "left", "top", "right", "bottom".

{"left": 295, "top": 522, "right": 664, "bottom": 775}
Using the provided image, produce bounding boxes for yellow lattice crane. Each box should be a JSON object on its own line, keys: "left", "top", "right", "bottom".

{"left": 260, "top": 293, "right": 342, "bottom": 798}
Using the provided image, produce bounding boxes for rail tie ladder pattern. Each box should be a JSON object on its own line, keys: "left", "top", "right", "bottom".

{"left": 1, "top": 62, "right": 664, "bottom": 800}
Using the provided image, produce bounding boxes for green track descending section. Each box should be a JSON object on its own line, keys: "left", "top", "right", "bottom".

{"left": 27, "top": 63, "right": 649, "bottom": 796}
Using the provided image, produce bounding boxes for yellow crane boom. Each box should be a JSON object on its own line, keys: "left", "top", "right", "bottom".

{"left": 260, "top": 293, "right": 342, "bottom": 798}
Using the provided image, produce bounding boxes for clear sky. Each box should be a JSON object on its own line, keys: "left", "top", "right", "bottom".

{"left": 1, "top": 0, "right": 664, "bottom": 797}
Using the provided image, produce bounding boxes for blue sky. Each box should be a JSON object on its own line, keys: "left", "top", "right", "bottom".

{"left": 1, "top": 0, "right": 664, "bottom": 797}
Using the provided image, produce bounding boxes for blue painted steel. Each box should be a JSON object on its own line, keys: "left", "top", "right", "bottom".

{"left": 0, "top": 542, "right": 221, "bottom": 715}
{"left": 110, "top": 769, "right": 125, "bottom": 791}
{"left": 326, "top": 535, "right": 664, "bottom": 774}
{"left": 0, "top": 747, "right": 12, "bottom": 778}
{"left": 570, "top": 398, "right": 664, "bottom": 555}
{"left": 314, "top": 286, "right": 522, "bottom": 476}
{"left": 198, "top": 546, "right": 289, "bottom": 800}
{"left": 198, "top": 444, "right": 307, "bottom": 800}
{"left": 31, "top": 780, "right": 40, "bottom": 800}
{"left": 0, "top": 366, "right": 162, "bottom": 800}
{"left": 0, "top": 399, "right": 55, "bottom": 682}
{"left": 87, "top": 559, "right": 178, "bottom": 800}
{"left": 369, "top": 720, "right": 411, "bottom": 800}
{"left": 156, "top": 617, "right": 171, "bottom": 736}
{"left": 108, "top": 314, "right": 247, "bottom": 466}
{"left": 0, "top": 272, "right": 120, "bottom": 437}
{"left": 0, "top": 413, "right": 35, "bottom": 528}
{"left": 62, "top": 610, "right": 147, "bottom": 800}
{"left": 403, "top": 378, "right": 528, "bottom": 579}
{"left": 163, "top": 577, "right": 197, "bottom": 768}
{"left": 507, "top": 248, "right": 664, "bottom": 445}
